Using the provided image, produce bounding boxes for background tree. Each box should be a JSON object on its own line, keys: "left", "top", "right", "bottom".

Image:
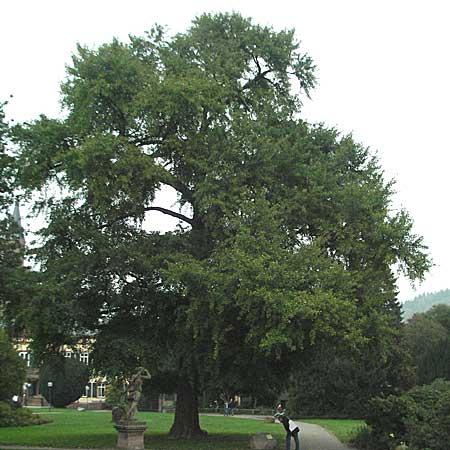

{"left": 0, "top": 329, "right": 26, "bottom": 402}
{"left": 0, "top": 101, "right": 15, "bottom": 210}
{"left": 0, "top": 101, "right": 24, "bottom": 328}
{"left": 403, "top": 305, "right": 450, "bottom": 384}
{"left": 287, "top": 334, "right": 415, "bottom": 417}
{"left": 39, "top": 356, "right": 90, "bottom": 408}
{"left": 9, "top": 13, "right": 430, "bottom": 437}
{"left": 422, "top": 303, "right": 450, "bottom": 331}
{"left": 402, "top": 289, "right": 450, "bottom": 320}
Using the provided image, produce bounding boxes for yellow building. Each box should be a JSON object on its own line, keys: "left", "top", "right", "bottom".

{"left": 16, "top": 338, "right": 107, "bottom": 408}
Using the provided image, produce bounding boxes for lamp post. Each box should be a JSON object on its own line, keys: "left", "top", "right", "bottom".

{"left": 22, "top": 383, "right": 27, "bottom": 406}
{"left": 26, "top": 383, "right": 32, "bottom": 406}
{"left": 85, "top": 385, "right": 90, "bottom": 410}
{"left": 47, "top": 381, "right": 53, "bottom": 412}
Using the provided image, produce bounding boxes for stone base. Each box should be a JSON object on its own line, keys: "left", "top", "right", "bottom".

{"left": 114, "top": 421, "right": 148, "bottom": 450}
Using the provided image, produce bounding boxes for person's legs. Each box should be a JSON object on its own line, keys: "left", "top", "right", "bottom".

{"left": 293, "top": 430, "right": 300, "bottom": 450}
{"left": 285, "top": 431, "right": 292, "bottom": 450}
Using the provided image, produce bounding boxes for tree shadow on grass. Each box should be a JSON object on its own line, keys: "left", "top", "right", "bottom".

{"left": 144, "top": 433, "right": 266, "bottom": 450}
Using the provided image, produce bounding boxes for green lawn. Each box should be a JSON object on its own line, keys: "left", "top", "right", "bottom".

{"left": 0, "top": 409, "right": 364, "bottom": 449}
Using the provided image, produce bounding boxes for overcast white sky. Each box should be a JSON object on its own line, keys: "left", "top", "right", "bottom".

{"left": 1, "top": 0, "right": 448, "bottom": 302}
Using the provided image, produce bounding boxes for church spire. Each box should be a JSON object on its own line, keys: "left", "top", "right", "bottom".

{"left": 12, "top": 201, "right": 25, "bottom": 247}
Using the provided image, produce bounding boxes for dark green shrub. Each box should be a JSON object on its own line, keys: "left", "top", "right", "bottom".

{"left": 39, "top": 356, "right": 90, "bottom": 408}
{"left": 364, "top": 394, "right": 412, "bottom": 449}
{"left": 354, "top": 379, "right": 450, "bottom": 450}
{"left": 350, "top": 426, "right": 373, "bottom": 450}
{"left": 405, "top": 380, "right": 450, "bottom": 450}
{"left": 0, "top": 401, "right": 50, "bottom": 427}
{"left": 0, "top": 331, "right": 26, "bottom": 402}
{"left": 104, "top": 380, "right": 124, "bottom": 410}
{"left": 0, "top": 401, "right": 16, "bottom": 427}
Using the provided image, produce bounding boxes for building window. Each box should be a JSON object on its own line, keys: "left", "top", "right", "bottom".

{"left": 91, "top": 382, "right": 98, "bottom": 398}
{"left": 97, "top": 383, "right": 106, "bottom": 398}
{"left": 80, "top": 352, "right": 89, "bottom": 365}
{"left": 64, "top": 351, "right": 73, "bottom": 358}
{"left": 18, "top": 352, "right": 31, "bottom": 367}
{"left": 82, "top": 384, "right": 90, "bottom": 398}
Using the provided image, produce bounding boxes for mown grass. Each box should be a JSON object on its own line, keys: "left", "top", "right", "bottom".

{"left": 0, "top": 408, "right": 364, "bottom": 449}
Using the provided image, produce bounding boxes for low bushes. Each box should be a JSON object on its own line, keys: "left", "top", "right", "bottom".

{"left": 0, "top": 401, "right": 50, "bottom": 427}
{"left": 353, "top": 379, "right": 450, "bottom": 450}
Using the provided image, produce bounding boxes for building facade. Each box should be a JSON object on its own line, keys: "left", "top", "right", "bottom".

{"left": 16, "top": 338, "right": 107, "bottom": 408}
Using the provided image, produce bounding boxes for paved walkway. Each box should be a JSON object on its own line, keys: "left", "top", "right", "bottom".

{"left": 0, "top": 415, "right": 353, "bottom": 450}
{"left": 297, "top": 421, "right": 353, "bottom": 450}
{"left": 206, "top": 414, "right": 353, "bottom": 450}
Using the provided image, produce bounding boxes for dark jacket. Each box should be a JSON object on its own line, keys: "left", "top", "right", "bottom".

{"left": 278, "top": 414, "right": 290, "bottom": 433}
{"left": 277, "top": 413, "right": 300, "bottom": 434}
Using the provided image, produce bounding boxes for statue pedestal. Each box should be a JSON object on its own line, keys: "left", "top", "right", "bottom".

{"left": 114, "top": 421, "right": 147, "bottom": 450}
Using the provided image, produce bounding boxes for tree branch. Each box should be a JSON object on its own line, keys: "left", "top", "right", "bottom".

{"left": 252, "top": 55, "right": 262, "bottom": 74}
{"left": 241, "top": 69, "right": 272, "bottom": 90}
{"left": 99, "top": 206, "right": 193, "bottom": 229}
{"left": 159, "top": 173, "right": 194, "bottom": 204}
{"left": 143, "top": 206, "right": 193, "bottom": 225}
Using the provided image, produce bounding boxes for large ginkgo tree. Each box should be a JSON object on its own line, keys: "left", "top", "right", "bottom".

{"left": 7, "top": 13, "right": 429, "bottom": 438}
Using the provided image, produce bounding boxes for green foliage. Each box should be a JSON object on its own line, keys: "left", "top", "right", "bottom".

{"left": 288, "top": 335, "right": 415, "bottom": 418}
{"left": 364, "top": 395, "right": 411, "bottom": 449}
{"left": 104, "top": 379, "right": 126, "bottom": 411}
{"left": 0, "top": 330, "right": 26, "bottom": 402}
{"left": 0, "top": 101, "right": 16, "bottom": 210}
{"left": 0, "top": 101, "right": 29, "bottom": 333}
{"left": 424, "top": 303, "right": 450, "bottom": 331}
{"left": 0, "top": 216, "right": 27, "bottom": 332}
{"left": 7, "top": 12, "right": 431, "bottom": 436}
{"left": 405, "top": 380, "right": 450, "bottom": 450}
{"left": 354, "top": 379, "right": 450, "bottom": 450}
{"left": 0, "top": 401, "right": 48, "bottom": 427}
{"left": 403, "top": 304, "right": 450, "bottom": 384}
{"left": 39, "top": 356, "right": 90, "bottom": 408}
{"left": 402, "top": 289, "right": 450, "bottom": 320}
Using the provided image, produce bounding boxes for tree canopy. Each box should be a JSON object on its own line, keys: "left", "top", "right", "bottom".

{"left": 5, "top": 13, "right": 430, "bottom": 437}
{"left": 0, "top": 329, "right": 26, "bottom": 402}
{"left": 0, "top": 101, "right": 28, "bottom": 331}
{"left": 403, "top": 304, "right": 450, "bottom": 385}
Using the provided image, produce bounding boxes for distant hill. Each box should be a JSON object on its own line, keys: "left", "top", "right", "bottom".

{"left": 402, "top": 288, "right": 450, "bottom": 320}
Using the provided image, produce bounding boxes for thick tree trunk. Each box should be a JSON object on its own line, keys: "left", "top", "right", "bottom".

{"left": 169, "top": 379, "right": 207, "bottom": 439}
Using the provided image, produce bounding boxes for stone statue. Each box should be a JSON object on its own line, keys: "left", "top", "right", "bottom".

{"left": 123, "top": 367, "right": 151, "bottom": 421}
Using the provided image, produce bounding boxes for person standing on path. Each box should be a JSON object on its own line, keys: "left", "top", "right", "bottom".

{"left": 229, "top": 397, "right": 236, "bottom": 416}
{"left": 275, "top": 403, "right": 300, "bottom": 450}
{"left": 223, "top": 399, "right": 229, "bottom": 416}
